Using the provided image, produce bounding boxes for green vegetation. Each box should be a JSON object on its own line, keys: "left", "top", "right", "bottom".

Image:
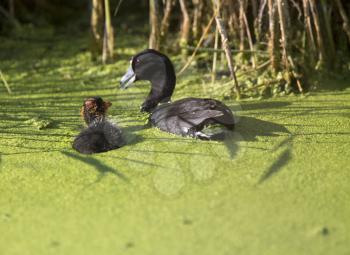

{"left": 0, "top": 30, "right": 350, "bottom": 255}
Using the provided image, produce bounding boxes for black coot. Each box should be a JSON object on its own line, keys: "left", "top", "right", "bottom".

{"left": 120, "top": 49, "right": 235, "bottom": 140}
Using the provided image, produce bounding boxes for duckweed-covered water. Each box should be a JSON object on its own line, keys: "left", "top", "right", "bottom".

{"left": 0, "top": 28, "right": 350, "bottom": 255}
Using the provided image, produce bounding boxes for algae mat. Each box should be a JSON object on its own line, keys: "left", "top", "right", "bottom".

{"left": 0, "top": 33, "right": 350, "bottom": 255}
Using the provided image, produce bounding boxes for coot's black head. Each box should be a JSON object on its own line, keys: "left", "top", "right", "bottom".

{"left": 120, "top": 49, "right": 176, "bottom": 96}
{"left": 80, "top": 96, "right": 112, "bottom": 125}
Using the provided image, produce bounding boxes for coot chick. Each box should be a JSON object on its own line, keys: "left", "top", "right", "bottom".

{"left": 73, "top": 97, "right": 124, "bottom": 154}
{"left": 120, "top": 49, "right": 235, "bottom": 140}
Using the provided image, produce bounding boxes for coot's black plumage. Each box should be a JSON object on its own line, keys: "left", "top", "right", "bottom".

{"left": 149, "top": 98, "right": 235, "bottom": 139}
{"left": 73, "top": 97, "right": 124, "bottom": 154}
{"left": 120, "top": 49, "right": 235, "bottom": 139}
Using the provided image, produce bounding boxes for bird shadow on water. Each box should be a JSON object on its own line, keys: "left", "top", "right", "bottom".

{"left": 258, "top": 133, "right": 294, "bottom": 184}
{"left": 61, "top": 151, "right": 129, "bottom": 183}
{"left": 236, "top": 116, "right": 291, "bottom": 141}
{"left": 211, "top": 116, "right": 291, "bottom": 160}
{"left": 258, "top": 147, "right": 292, "bottom": 184}
{"left": 233, "top": 115, "right": 293, "bottom": 184}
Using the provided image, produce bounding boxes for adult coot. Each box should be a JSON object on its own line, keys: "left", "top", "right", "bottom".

{"left": 120, "top": 49, "right": 235, "bottom": 140}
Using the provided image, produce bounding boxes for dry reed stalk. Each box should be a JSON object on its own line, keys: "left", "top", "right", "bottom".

{"left": 149, "top": 0, "right": 161, "bottom": 50}
{"left": 335, "top": 0, "right": 350, "bottom": 44}
{"left": 178, "top": 14, "right": 216, "bottom": 75}
{"left": 215, "top": 13, "right": 241, "bottom": 97}
{"left": 0, "top": 70, "right": 12, "bottom": 94}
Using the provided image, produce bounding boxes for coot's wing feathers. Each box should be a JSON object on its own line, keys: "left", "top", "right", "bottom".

{"left": 178, "top": 109, "right": 224, "bottom": 126}
{"left": 159, "top": 110, "right": 225, "bottom": 136}
{"left": 151, "top": 98, "right": 235, "bottom": 128}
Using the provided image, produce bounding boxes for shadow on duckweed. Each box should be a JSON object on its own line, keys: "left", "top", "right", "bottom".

{"left": 257, "top": 131, "right": 295, "bottom": 184}
{"left": 236, "top": 116, "right": 291, "bottom": 141}
{"left": 99, "top": 154, "right": 174, "bottom": 170}
{"left": 61, "top": 151, "right": 129, "bottom": 182}
{"left": 258, "top": 148, "right": 292, "bottom": 184}
{"left": 234, "top": 111, "right": 294, "bottom": 184}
